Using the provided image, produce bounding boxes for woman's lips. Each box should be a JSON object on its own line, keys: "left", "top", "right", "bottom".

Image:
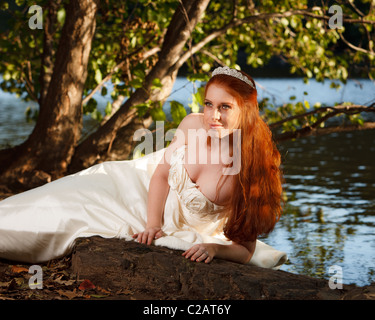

{"left": 209, "top": 123, "right": 224, "bottom": 129}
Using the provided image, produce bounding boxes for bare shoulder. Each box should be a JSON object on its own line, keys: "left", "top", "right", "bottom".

{"left": 178, "top": 113, "right": 204, "bottom": 131}
{"left": 163, "top": 113, "right": 204, "bottom": 163}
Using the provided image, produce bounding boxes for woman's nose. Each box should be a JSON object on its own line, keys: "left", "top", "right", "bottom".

{"left": 212, "top": 108, "right": 221, "bottom": 120}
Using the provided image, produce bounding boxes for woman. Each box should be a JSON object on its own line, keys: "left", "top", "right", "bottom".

{"left": 0, "top": 66, "right": 287, "bottom": 268}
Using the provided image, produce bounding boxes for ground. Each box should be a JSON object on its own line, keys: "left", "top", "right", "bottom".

{"left": 1, "top": 189, "right": 374, "bottom": 301}
{"left": 1, "top": 236, "right": 375, "bottom": 301}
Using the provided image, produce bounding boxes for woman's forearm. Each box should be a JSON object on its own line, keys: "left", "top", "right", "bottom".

{"left": 146, "top": 170, "right": 170, "bottom": 227}
{"left": 133, "top": 159, "right": 171, "bottom": 245}
{"left": 213, "top": 242, "right": 255, "bottom": 264}
{"left": 146, "top": 153, "right": 172, "bottom": 228}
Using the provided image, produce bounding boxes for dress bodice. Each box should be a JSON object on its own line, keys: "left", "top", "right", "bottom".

{"left": 167, "top": 145, "right": 225, "bottom": 218}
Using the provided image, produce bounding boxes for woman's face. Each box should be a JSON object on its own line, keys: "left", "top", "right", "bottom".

{"left": 203, "top": 84, "right": 241, "bottom": 138}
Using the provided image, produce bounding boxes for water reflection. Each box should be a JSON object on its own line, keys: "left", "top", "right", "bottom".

{"left": 265, "top": 130, "right": 375, "bottom": 286}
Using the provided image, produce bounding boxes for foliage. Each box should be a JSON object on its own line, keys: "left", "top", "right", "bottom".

{"left": 0, "top": 0, "right": 374, "bottom": 137}
{"left": 0, "top": 0, "right": 56, "bottom": 101}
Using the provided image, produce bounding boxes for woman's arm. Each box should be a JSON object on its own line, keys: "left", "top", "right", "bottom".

{"left": 133, "top": 114, "right": 196, "bottom": 244}
{"left": 182, "top": 240, "right": 256, "bottom": 264}
{"left": 133, "top": 158, "right": 171, "bottom": 245}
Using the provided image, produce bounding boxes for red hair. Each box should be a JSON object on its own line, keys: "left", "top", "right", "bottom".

{"left": 205, "top": 71, "right": 283, "bottom": 243}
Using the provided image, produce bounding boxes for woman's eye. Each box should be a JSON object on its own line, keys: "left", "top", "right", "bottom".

{"left": 204, "top": 101, "right": 212, "bottom": 107}
{"left": 221, "top": 104, "right": 231, "bottom": 110}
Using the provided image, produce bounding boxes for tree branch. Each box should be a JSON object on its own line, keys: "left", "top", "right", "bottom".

{"left": 81, "top": 44, "right": 160, "bottom": 106}
{"left": 176, "top": 8, "right": 375, "bottom": 67}
{"left": 275, "top": 122, "right": 375, "bottom": 142}
{"left": 201, "top": 49, "right": 227, "bottom": 66}
{"left": 82, "top": 61, "right": 125, "bottom": 106}
{"left": 339, "top": 0, "right": 365, "bottom": 17}
{"left": 70, "top": 0, "right": 211, "bottom": 172}
{"left": 271, "top": 104, "right": 375, "bottom": 142}
{"left": 338, "top": 31, "right": 375, "bottom": 56}
{"left": 269, "top": 104, "right": 375, "bottom": 129}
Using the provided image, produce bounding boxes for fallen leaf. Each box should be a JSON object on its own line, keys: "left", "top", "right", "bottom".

{"left": 116, "top": 288, "right": 133, "bottom": 295}
{"left": 90, "top": 294, "right": 107, "bottom": 299}
{"left": 0, "top": 281, "right": 13, "bottom": 289}
{"left": 57, "top": 289, "right": 80, "bottom": 300}
{"left": 96, "top": 286, "right": 111, "bottom": 294}
{"left": 78, "top": 279, "right": 96, "bottom": 291}
{"left": 11, "top": 266, "right": 29, "bottom": 273}
{"left": 53, "top": 274, "right": 76, "bottom": 286}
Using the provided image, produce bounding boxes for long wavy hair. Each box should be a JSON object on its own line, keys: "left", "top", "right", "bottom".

{"left": 205, "top": 71, "right": 283, "bottom": 243}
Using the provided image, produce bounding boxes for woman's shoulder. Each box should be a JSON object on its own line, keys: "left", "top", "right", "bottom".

{"left": 163, "top": 113, "right": 204, "bottom": 162}
{"left": 178, "top": 113, "right": 204, "bottom": 131}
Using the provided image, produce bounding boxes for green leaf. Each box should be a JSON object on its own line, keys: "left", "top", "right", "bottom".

{"left": 201, "top": 63, "right": 211, "bottom": 72}
{"left": 170, "top": 100, "right": 187, "bottom": 123}
{"left": 83, "top": 98, "right": 97, "bottom": 114}
{"left": 0, "top": 1, "right": 9, "bottom": 10}
{"left": 57, "top": 8, "right": 66, "bottom": 25}
{"left": 15, "top": 0, "right": 24, "bottom": 6}
{"left": 187, "top": 73, "right": 209, "bottom": 82}
{"left": 91, "top": 109, "right": 103, "bottom": 122}
{"left": 188, "top": 87, "right": 205, "bottom": 113}
{"left": 150, "top": 107, "right": 166, "bottom": 121}
{"left": 94, "top": 69, "right": 102, "bottom": 84}
{"left": 130, "top": 78, "right": 143, "bottom": 89}
{"left": 132, "top": 103, "right": 149, "bottom": 118}
{"left": 130, "top": 36, "right": 137, "bottom": 48}
{"left": 104, "top": 101, "right": 112, "bottom": 116}
{"left": 2, "top": 71, "right": 10, "bottom": 81}
{"left": 25, "top": 105, "right": 38, "bottom": 122}
{"left": 151, "top": 78, "right": 163, "bottom": 90}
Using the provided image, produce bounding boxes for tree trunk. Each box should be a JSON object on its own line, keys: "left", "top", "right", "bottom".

{"left": 68, "top": 0, "right": 211, "bottom": 173}
{"left": 0, "top": 0, "right": 98, "bottom": 191}
{"left": 38, "top": 0, "right": 61, "bottom": 110}
{"left": 56, "top": 237, "right": 375, "bottom": 300}
{"left": 1, "top": 236, "right": 374, "bottom": 300}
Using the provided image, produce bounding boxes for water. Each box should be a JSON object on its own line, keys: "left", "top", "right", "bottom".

{"left": 266, "top": 130, "right": 375, "bottom": 286}
{"left": 252, "top": 78, "right": 375, "bottom": 286}
{"left": 256, "top": 77, "right": 375, "bottom": 107}
{"left": 1, "top": 77, "right": 375, "bottom": 286}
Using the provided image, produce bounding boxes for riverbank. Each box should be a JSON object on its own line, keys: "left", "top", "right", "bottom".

{"left": 1, "top": 236, "right": 374, "bottom": 301}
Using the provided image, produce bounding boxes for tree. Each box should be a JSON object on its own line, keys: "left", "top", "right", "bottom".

{"left": 0, "top": 0, "right": 374, "bottom": 192}
{"left": 0, "top": 0, "right": 98, "bottom": 188}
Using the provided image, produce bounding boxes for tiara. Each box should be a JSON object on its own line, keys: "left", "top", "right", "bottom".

{"left": 211, "top": 66, "right": 255, "bottom": 89}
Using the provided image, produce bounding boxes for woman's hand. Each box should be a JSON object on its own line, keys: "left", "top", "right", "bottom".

{"left": 132, "top": 226, "right": 164, "bottom": 245}
{"left": 182, "top": 243, "right": 217, "bottom": 263}
{"left": 183, "top": 241, "right": 255, "bottom": 264}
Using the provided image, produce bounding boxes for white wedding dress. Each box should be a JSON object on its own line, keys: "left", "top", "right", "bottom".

{"left": 0, "top": 145, "right": 287, "bottom": 269}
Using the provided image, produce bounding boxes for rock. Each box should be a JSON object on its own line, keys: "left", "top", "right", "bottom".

{"left": 68, "top": 236, "right": 374, "bottom": 300}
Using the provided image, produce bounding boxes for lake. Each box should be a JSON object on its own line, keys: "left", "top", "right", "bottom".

{"left": 0, "top": 77, "right": 374, "bottom": 286}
